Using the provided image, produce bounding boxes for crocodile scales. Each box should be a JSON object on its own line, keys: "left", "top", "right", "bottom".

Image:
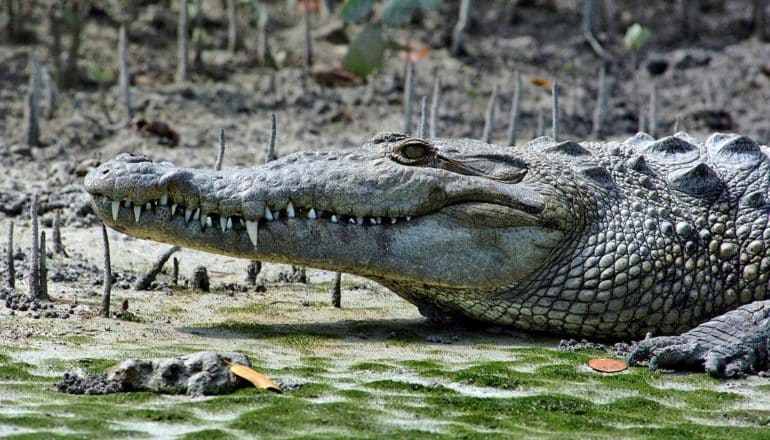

{"left": 84, "top": 131, "right": 770, "bottom": 377}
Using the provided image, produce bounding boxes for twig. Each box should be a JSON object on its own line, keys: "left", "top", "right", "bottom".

{"left": 28, "top": 194, "right": 42, "bottom": 300}
{"left": 265, "top": 113, "right": 276, "bottom": 163}
{"left": 330, "top": 271, "right": 341, "bottom": 308}
{"left": 23, "top": 55, "right": 42, "bottom": 147}
{"left": 402, "top": 57, "right": 416, "bottom": 132}
{"left": 551, "top": 80, "right": 560, "bottom": 141}
{"left": 591, "top": 66, "right": 607, "bottom": 138}
{"left": 39, "top": 231, "right": 48, "bottom": 300}
{"left": 118, "top": 22, "right": 133, "bottom": 123}
{"left": 53, "top": 209, "right": 67, "bottom": 256}
{"left": 481, "top": 84, "right": 498, "bottom": 143}
{"left": 6, "top": 221, "right": 14, "bottom": 289}
{"left": 215, "top": 128, "right": 226, "bottom": 171}
{"left": 451, "top": 0, "right": 470, "bottom": 56}
{"left": 506, "top": 70, "right": 521, "bottom": 146}
{"left": 176, "top": 0, "right": 189, "bottom": 83}
{"left": 101, "top": 224, "right": 111, "bottom": 317}
{"left": 227, "top": 0, "right": 240, "bottom": 53}
{"left": 134, "top": 246, "right": 180, "bottom": 290}
{"left": 42, "top": 67, "right": 57, "bottom": 120}
{"left": 418, "top": 96, "right": 428, "bottom": 138}
{"left": 429, "top": 77, "right": 441, "bottom": 138}
{"left": 172, "top": 257, "right": 179, "bottom": 286}
{"left": 403, "top": 59, "right": 414, "bottom": 134}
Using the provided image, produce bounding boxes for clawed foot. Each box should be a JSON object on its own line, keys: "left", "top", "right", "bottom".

{"left": 628, "top": 301, "right": 770, "bottom": 378}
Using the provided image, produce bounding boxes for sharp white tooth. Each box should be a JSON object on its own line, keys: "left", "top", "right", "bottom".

{"left": 287, "top": 202, "right": 295, "bottom": 218}
{"left": 133, "top": 206, "right": 141, "bottom": 222}
{"left": 265, "top": 207, "right": 274, "bottom": 221}
{"left": 369, "top": 218, "right": 376, "bottom": 225}
{"left": 193, "top": 208, "right": 200, "bottom": 221}
{"left": 274, "top": 211, "right": 280, "bottom": 220}
{"left": 246, "top": 220, "right": 258, "bottom": 247}
{"left": 356, "top": 216, "right": 364, "bottom": 225}
{"left": 185, "top": 208, "right": 192, "bottom": 222}
{"left": 200, "top": 212, "right": 206, "bottom": 227}
{"left": 124, "top": 200, "right": 131, "bottom": 207}
{"left": 171, "top": 203, "right": 178, "bottom": 215}
{"left": 349, "top": 218, "right": 356, "bottom": 224}
{"left": 227, "top": 217, "right": 233, "bottom": 230}
{"left": 145, "top": 202, "right": 152, "bottom": 210}
{"left": 391, "top": 217, "right": 397, "bottom": 224}
{"left": 220, "top": 216, "right": 227, "bottom": 232}
{"left": 308, "top": 208, "right": 317, "bottom": 219}
{"left": 111, "top": 201, "right": 120, "bottom": 220}
{"left": 206, "top": 216, "right": 212, "bottom": 228}
{"left": 376, "top": 217, "right": 382, "bottom": 224}
{"left": 160, "top": 192, "right": 168, "bottom": 205}
{"left": 240, "top": 219, "right": 245, "bottom": 226}
{"left": 406, "top": 216, "right": 412, "bottom": 221}
{"left": 331, "top": 215, "right": 338, "bottom": 223}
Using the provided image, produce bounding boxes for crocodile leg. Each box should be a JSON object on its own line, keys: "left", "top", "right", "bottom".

{"left": 629, "top": 300, "right": 770, "bottom": 378}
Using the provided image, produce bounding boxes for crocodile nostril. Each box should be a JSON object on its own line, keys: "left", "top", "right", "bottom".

{"left": 100, "top": 169, "right": 110, "bottom": 175}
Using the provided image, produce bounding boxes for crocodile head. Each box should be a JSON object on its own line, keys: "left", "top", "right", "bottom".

{"left": 84, "top": 133, "right": 573, "bottom": 292}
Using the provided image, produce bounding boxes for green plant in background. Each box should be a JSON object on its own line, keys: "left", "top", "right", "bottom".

{"left": 623, "top": 23, "right": 651, "bottom": 52}
{"left": 340, "top": 0, "right": 440, "bottom": 76}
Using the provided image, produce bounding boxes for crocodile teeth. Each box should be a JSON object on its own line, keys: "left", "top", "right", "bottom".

{"left": 369, "top": 217, "right": 377, "bottom": 225}
{"left": 356, "top": 216, "right": 364, "bottom": 225}
{"left": 111, "top": 201, "right": 120, "bottom": 220}
{"left": 145, "top": 202, "right": 152, "bottom": 210}
{"left": 246, "top": 220, "right": 258, "bottom": 247}
{"left": 193, "top": 208, "right": 200, "bottom": 221}
{"left": 133, "top": 206, "right": 141, "bottom": 222}
{"left": 200, "top": 212, "right": 207, "bottom": 227}
{"left": 220, "top": 216, "right": 227, "bottom": 232}
{"left": 331, "top": 215, "right": 338, "bottom": 223}
{"left": 171, "top": 203, "right": 178, "bottom": 216}
{"left": 274, "top": 211, "right": 280, "bottom": 220}
{"left": 206, "top": 216, "right": 212, "bottom": 228}
{"left": 376, "top": 217, "right": 382, "bottom": 224}
{"left": 391, "top": 217, "right": 397, "bottom": 224}
{"left": 308, "top": 208, "right": 317, "bottom": 219}
{"left": 160, "top": 192, "right": 168, "bottom": 205}
{"left": 124, "top": 200, "right": 131, "bottom": 208}
{"left": 287, "top": 202, "right": 295, "bottom": 218}
{"left": 226, "top": 217, "right": 233, "bottom": 231}
{"left": 349, "top": 218, "right": 356, "bottom": 224}
{"left": 406, "top": 216, "right": 412, "bottom": 221}
{"left": 265, "top": 207, "right": 274, "bottom": 221}
{"left": 185, "top": 208, "right": 193, "bottom": 223}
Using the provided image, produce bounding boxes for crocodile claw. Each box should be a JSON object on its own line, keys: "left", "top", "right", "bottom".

{"left": 629, "top": 301, "right": 770, "bottom": 378}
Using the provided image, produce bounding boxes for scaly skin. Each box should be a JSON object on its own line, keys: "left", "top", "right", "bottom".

{"left": 85, "top": 131, "right": 770, "bottom": 377}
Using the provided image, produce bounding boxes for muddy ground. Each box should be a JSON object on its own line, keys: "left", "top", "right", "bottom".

{"left": 1, "top": 0, "right": 770, "bottom": 438}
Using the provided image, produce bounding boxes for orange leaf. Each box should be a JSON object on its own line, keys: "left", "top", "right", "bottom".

{"left": 529, "top": 77, "right": 553, "bottom": 90}
{"left": 588, "top": 358, "right": 628, "bottom": 373}
{"left": 226, "top": 361, "right": 282, "bottom": 393}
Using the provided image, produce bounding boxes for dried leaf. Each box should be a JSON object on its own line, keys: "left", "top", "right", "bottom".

{"left": 226, "top": 361, "right": 282, "bottom": 393}
{"left": 588, "top": 358, "right": 628, "bottom": 373}
{"left": 529, "top": 77, "right": 552, "bottom": 90}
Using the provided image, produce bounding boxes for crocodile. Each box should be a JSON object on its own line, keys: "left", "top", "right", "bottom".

{"left": 84, "top": 131, "right": 770, "bottom": 378}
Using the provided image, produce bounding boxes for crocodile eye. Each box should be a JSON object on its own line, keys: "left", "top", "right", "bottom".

{"left": 394, "top": 139, "right": 433, "bottom": 163}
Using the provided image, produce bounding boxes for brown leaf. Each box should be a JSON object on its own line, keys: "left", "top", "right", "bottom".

{"left": 313, "top": 68, "right": 362, "bottom": 87}
{"left": 226, "top": 361, "right": 282, "bottom": 393}
{"left": 588, "top": 358, "right": 628, "bottom": 373}
{"left": 529, "top": 77, "right": 553, "bottom": 90}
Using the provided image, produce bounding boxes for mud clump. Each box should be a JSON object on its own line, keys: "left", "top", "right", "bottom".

{"left": 57, "top": 373, "right": 123, "bottom": 395}
{"left": 58, "top": 351, "right": 253, "bottom": 397}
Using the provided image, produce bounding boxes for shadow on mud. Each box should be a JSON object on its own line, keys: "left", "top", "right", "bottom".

{"left": 177, "top": 318, "right": 559, "bottom": 348}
